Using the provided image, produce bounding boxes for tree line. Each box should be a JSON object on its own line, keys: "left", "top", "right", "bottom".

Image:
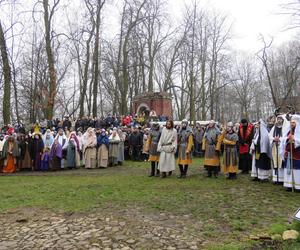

{"left": 0, "top": 0, "right": 299, "bottom": 125}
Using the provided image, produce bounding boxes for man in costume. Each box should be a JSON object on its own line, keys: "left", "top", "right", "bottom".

{"left": 157, "top": 120, "right": 177, "bottom": 178}
{"left": 146, "top": 122, "right": 161, "bottom": 177}
{"left": 221, "top": 122, "right": 239, "bottom": 179}
{"left": 250, "top": 120, "right": 272, "bottom": 181}
{"left": 128, "top": 126, "right": 143, "bottom": 161}
{"left": 269, "top": 115, "right": 287, "bottom": 184}
{"left": 202, "top": 120, "right": 221, "bottom": 178}
{"left": 177, "top": 119, "right": 193, "bottom": 178}
{"left": 281, "top": 115, "right": 300, "bottom": 191}
{"left": 193, "top": 122, "right": 204, "bottom": 157}
{"left": 238, "top": 118, "right": 254, "bottom": 174}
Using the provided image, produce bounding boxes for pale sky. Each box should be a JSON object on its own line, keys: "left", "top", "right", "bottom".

{"left": 167, "top": 0, "right": 298, "bottom": 52}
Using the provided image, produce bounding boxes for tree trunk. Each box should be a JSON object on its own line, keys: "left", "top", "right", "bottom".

{"left": 0, "top": 21, "right": 11, "bottom": 124}
{"left": 43, "top": 0, "right": 58, "bottom": 120}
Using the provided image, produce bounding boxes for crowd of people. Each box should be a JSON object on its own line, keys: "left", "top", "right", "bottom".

{"left": 0, "top": 113, "right": 299, "bottom": 192}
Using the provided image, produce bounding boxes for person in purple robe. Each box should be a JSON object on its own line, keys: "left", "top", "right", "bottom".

{"left": 41, "top": 147, "right": 50, "bottom": 171}
{"left": 30, "top": 133, "right": 44, "bottom": 171}
{"left": 50, "top": 139, "right": 62, "bottom": 171}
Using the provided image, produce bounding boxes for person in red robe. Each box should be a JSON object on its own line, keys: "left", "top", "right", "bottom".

{"left": 238, "top": 118, "right": 254, "bottom": 174}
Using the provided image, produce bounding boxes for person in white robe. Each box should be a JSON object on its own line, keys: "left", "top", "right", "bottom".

{"left": 54, "top": 128, "right": 68, "bottom": 169}
{"left": 157, "top": 120, "right": 177, "bottom": 178}
{"left": 250, "top": 119, "right": 272, "bottom": 181}
{"left": 280, "top": 114, "right": 300, "bottom": 191}
{"left": 269, "top": 115, "right": 289, "bottom": 184}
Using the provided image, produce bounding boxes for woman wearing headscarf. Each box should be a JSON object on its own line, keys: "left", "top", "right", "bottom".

{"left": 66, "top": 132, "right": 81, "bottom": 169}
{"left": 50, "top": 139, "right": 63, "bottom": 171}
{"left": 43, "top": 129, "right": 54, "bottom": 149}
{"left": 30, "top": 133, "right": 44, "bottom": 171}
{"left": 97, "top": 129, "right": 109, "bottom": 168}
{"left": 2, "top": 136, "right": 19, "bottom": 173}
{"left": 18, "top": 134, "right": 32, "bottom": 170}
{"left": 117, "top": 128, "right": 126, "bottom": 165}
{"left": 250, "top": 119, "right": 272, "bottom": 181}
{"left": 83, "top": 127, "right": 97, "bottom": 169}
{"left": 109, "top": 128, "right": 120, "bottom": 166}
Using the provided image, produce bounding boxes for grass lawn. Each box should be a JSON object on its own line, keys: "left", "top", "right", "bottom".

{"left": 0, "top": 158, "right": 300, "bottom": 249}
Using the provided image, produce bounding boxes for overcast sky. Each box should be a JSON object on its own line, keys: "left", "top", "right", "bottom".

{"left": 166, "top": 0, "right": 298, "bottom": 52}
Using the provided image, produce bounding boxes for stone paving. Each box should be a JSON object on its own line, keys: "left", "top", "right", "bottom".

{"left": 0, "top": 207, "right": 204, "bottom": 250}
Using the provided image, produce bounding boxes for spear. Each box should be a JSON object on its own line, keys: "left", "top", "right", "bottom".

{"left": 290, "top": 136, "right": 295, "bottom": 193}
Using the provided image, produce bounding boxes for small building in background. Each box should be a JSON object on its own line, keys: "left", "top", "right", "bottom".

{"left": 132, "top": 92, "right": 172, "bottom": 120}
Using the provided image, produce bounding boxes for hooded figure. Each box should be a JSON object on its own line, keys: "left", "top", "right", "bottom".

{"left": 43, "top": 129, "right": 54, "bottom": 149}
{"left": 0, "top": 134, "right": 5, "bottom": 171}
{"left": 30, "top": 133, "right": 44, "bottom": 171}
{"left": 50, "top": 139, "right": 63, "bottom": 171}
{"left": 82, "top": 127, "right": 97, "bottom": 169}
{"left": 250, "top": 119, "right": 272, "bottom": 181}
{"left": 109, "top": 128, "right": 120, "bottom": 166}
{"left": 177, "top": 119, "right": 194, "bottom": 178}
{"left": 280, "top": 114, "right": 300, "bottom": 191}
{"left": 54, "top": 128, "right": 68, "bottom": 169}
{"left": 117, "top": 128, "right": 126, "bottom": 165}
{"left": 66, "top": 132, "right": 81, "bottom": 169}
{"left": 97, "top": 129, "right": 109, "bottom": 168}
{"left": 2, "top": 136, "right": 19, "bottom": 173}
{"left": 18, "top": 134, "right": 32, "bottom": 170}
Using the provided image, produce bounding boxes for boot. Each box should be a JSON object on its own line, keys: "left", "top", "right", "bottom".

{"left": 207, "top": 169, "right": 212, "bottom": 177}
{"left": 161, "top": 172, "right": 167, "bottom": 178}
{"left": 155, "top": 169, "right": 160, "bottom": 177}
{"left": 148, "top": 163, "right": 155, "bottom": 177}
{"left": 168, "top": 171, "right": 172, "bottom": 176}
{"left": 178, "top": 165, "right": 184, "bottom": 178}
{"left": 183, "top": 165, "right": 188, "bottom": 178}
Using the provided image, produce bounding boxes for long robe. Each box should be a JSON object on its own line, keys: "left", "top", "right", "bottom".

{"left": 18, "top": 141, "right": 32, "bottom": 170}
{"left": 117, "top": 131, "right": 125, "bottom": 163}
{"left": 50, "top": 143, "right": 62, "bottom": 171}
{"left": 109, "top": 134, "right": 120, "bottom": 166}
{"left": 66, "top": 140, "right": 76, "bottom": 168}
{"left": 83, "top": 129, "right": 97, "bottom": 169}
{"left": 31, "top": 138, "right": 44, "bottom": 171}
{"left": 97, "top": 135, "right": 109, "bottom": 168}
{"left": 157, "top": 127, "right": 177, "bottom": 172}
{"left": 269, "top": 125, "right": 284, "bottom": 182}
{"left": 238, "top": 123, "right": 254, "bottom": 172}
{"left": 250, "top": 120, "right": 272, "bottom": 180}
{"left": 283, "top": 132, "right": 300, "bottom": 190}
{"left": 2, "top": 140, "right": 19, "bottom": 173}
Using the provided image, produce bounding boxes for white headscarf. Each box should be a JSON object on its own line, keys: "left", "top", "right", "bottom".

{"left": 252, "top": 119, "right": 272, "bottom": 158}
{"left": 279, "top": 114, "right": 300, "bottom": 159}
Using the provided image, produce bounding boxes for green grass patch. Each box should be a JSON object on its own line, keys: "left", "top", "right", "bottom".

{"left": 0, "top": 158, "right": 300, "bottom": 249}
